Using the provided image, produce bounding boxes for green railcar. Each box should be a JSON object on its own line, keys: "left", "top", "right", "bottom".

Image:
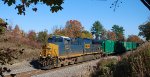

{"left": 114, "top": 41, "right": 126, "bottom": 53}
{"left": 132, "top": 42, "right": 137, "bottom": 49}
{"left": 102, "top": 40, "right": 115, "bottom": 54}
{"left": 123, "top": 42, "right": 133, "bottom": 51}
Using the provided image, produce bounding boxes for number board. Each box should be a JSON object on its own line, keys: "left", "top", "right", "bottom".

{"left": 84, "top": 44, "right": 90, "bottom": 49}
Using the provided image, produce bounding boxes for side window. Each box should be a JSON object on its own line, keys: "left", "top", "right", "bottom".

{"left": 64, "top": 39, "right": 69, "bottom": 44}
{"left": 71, "top": 38, "right": 77, "bottom": 45}
{"left": 55, "top": 38, "right": 63, "bottom": 42}
{"left": 48, "top": 38, "right": 53, "bottom": 43}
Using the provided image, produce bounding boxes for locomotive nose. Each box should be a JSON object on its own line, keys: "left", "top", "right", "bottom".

{"left": 40, "top": 45, "right": 51, "bottom": 58}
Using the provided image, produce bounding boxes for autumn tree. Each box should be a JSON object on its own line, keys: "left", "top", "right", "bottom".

{"left": 127, "top": 35, "right": 143, "bottom": 43}
{"left": 91, "top": 21, "right": 105, "bottom": 40}
{"left": 139, "top": 22, "right": 150, "bottom": 41}
{"left": 81, "top": 30, "right": 93, "bottom": 39}
{"left": 65, "top": 20, "right": 84, "bottom": 38}
{"left": 0, "top": 18, "right": 7, "bottom": 34}
{"left": 27, "top": 30, "right": 36, "bottom": 41}
{"left": 111, "top": 25, "right": 125, "bottom": 41}
{"left": 53, "top": 27, "right": 65, "bottom": 36}
{"left": 53, "top": 20, "right": 91, "bottom": 38}
{"left": 37, "top": 30, "right": 48, "bottom": 45}
{"left": 107, "top": 31, "right": 117, "bottom": 41}
{"left": 12, "top": 25, "right": 23, "bottom": 36}
{"left": 0, "top": 0, "right": 64, "bottom": 15}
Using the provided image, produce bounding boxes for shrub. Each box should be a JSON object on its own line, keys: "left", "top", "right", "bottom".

{"left": 91, "top": 58, "right": 118, "bottom": 77}
{"left": 0, "top": 26, "right": 6, "bottom": 34}
{"left": 92, "top": 41, "right": 150, "bottom": 77}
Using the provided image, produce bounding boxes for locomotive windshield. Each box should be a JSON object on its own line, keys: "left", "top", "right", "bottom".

{"left": 48, "top": 36, "right": 63, "bottom": 43}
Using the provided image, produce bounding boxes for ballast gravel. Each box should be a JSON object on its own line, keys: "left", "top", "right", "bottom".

{"left": 32, "top": 56, "right": 118, "bottom": 77}
{"left": 2, "top": 56, "right": 119, "bottom": 77}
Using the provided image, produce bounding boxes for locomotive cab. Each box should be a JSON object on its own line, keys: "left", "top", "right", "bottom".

{"left": 38, "top": 36, "right": 71, "bottom": 69}
{"left": 40, "top": 43, "right": 59, "bottom": 58}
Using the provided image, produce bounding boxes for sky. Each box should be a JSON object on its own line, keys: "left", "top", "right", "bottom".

{"left": 0, "top": 0, "right": 149, "bottom": 38}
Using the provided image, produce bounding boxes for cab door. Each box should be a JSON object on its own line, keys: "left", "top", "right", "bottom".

{"left": 64, "top": 38, "right": 71, "bottom": 56}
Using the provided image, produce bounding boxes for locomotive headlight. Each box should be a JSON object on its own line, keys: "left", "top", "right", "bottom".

{"left": 48, "top": 54, "right": 51, "bottom": 58}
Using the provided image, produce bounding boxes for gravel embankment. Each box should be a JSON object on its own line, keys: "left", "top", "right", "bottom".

{"left": 32, "top": 56, "right": 118, "bottom": 77}
{"left": 3, "top": 61, "right": 36, "bottom": 76}
{"left": 2, "top": 56, "right": 119, "bottom": 77}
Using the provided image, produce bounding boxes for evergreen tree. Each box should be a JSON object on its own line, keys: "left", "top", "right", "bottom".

{"left": 139, "top": 22, "right": 150, "bottom": 41}
{"left": 91, "top": 21, "right": 105, "bottom": 40}
{"left": 111, "top": 25, "right": 125, "bottom": 41}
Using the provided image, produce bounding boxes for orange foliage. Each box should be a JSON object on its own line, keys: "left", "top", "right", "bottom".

{"left": 6, "top": 25, "right": 41, "bottom": 48}
{"left": 54, "top": 28, "right": 65, "bottom": 36}
{"left": 54, "top": 20, "right": 84, "bottom": 38}
{"left": 127, "top": 35, "right": 143, "bottom": 43}
{"left": 12, "top": 25, "right": 23, "bottom": 37}
{"left": 117, "top": 33, "right": 125, "bottom": 41}
{"left": 27, "top": 30, "right": 36, "bottom": 41}
{"left": 65, "top": 20, "right": 84, "bottom": 38}
{"left": 107, "top": 31, "right": 116, "bottom": 41}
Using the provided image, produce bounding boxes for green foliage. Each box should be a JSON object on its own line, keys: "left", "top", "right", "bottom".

{"left": 37, "top": 30, "right": 48, "bottom": 45}
{"left": 91, "top": 58, "right": 118, "bottom": 77}
{"left": 81, "top": 30, "right": 93, "bottom": 39}
{"left": 111, "top": 25, "right": 124, "bottom": 36}
{"left": 1, "top": 0, "right": 64, "bottom": 15}
{"left": 0, "top": 18, "right": 7, "bottom": 34}
{"left": 139, "top": 22, "right": 150, "bottom": 41}
{"left": 91, "top": 21, "right": 105, "bottom": 39}
{"left": 111, "top": 25, "right": 125, "bottom": 41}
{"left": 0, "top": 18, "right": 5, "bottom": 23}
{"left": 0, "top": 26, "right": 5, "bottom": 34}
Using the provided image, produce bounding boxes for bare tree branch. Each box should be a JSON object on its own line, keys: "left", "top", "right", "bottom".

{"left": 141, "top": 0, "right": 150, "bottom": 10}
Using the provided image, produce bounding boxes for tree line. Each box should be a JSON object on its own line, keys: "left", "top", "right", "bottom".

{"left": 52, "top": 20, "right": 144, "bottom": 43}
{"left": 1, "top": 18, "right": 149, "bottom": 45}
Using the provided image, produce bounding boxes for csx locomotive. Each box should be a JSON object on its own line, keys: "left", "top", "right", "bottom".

{"left": 38, "top": 35, "right": 138, "bottom": 69}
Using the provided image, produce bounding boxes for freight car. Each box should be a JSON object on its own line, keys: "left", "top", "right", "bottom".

{"left": 38, "top": 35, "right": 138, "bottom": 69}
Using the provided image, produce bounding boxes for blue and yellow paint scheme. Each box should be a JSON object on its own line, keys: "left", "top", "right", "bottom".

{"left": 40, "top": 43, "right": 59, "bottom": 58}
{"left": 38, "top": 35, "right": 139, "bottom": 69}
{"left": 40, "top": 36, "right": 103, "bottom": 59}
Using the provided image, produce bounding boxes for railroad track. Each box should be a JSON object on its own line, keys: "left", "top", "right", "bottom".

{"left": 4, "top": 57, "right": 106, "bottom": 77}
{"left": 4, "top": 53, "right": 131, "bottom": 77}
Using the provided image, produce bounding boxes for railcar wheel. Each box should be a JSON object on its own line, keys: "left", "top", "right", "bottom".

{"left": 63, "top": 61, "right": 68, "bottom": 66}
{"left": 56, "top": 62, "right": 61, "bottom": 68}
{"left": 70, "top": 59, "right": 75, "bottom": 65}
